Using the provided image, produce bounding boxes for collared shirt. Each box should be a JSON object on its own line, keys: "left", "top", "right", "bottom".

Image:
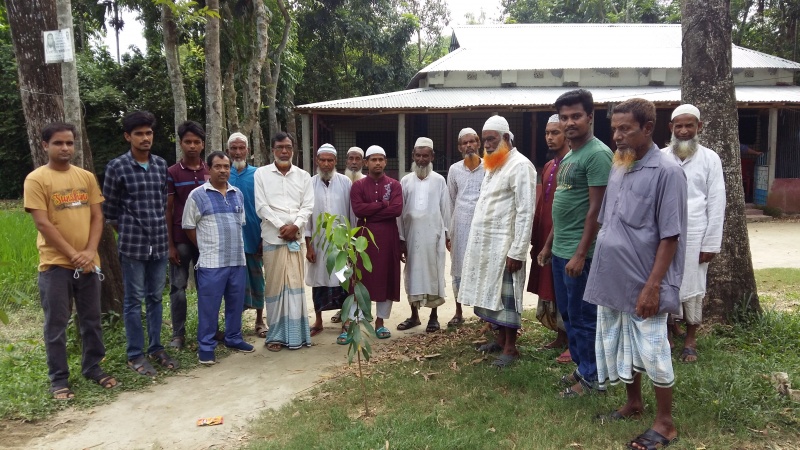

{"left": 253, "top": 163, "right": 314, "bottom": 245}
{"left": 447, "top": 159, "right": 485, "bottom": 278}
{"left": 182, "top": 182, "right": 245, "bottom": 268}
{"left": 583, "top": 144, "right": 688, "bottom": 315}
{"left": 305, "top": 172, "right": 354, "bottom": 287}
{"left": 229, "top": 164, "right": 261, "bottom": 254}
{"left": 167, "top": 160, "right": 209, "bottom": 244}
{"left": 102, "top": 150, "right": 169, "bottom": 260}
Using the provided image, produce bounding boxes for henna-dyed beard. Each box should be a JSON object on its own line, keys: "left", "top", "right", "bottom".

{"left": 463, "top": 153, "right": 480, "bottom": 171}
{"left": 613, "top": 147, "right": 637, "bottom": 171}
{"left": 482, "top": 139, "right": 511, "bottom": 172}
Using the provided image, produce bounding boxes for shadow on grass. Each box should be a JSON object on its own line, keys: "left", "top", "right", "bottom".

{"left": 245, "top": 309, "right": 800, "bottom": 450}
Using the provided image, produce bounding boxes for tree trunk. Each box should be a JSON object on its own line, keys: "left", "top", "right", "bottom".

{"left": 7, "top": 0, "right": 123, "bottom": 314}
{"left": 681, "top": 0, "right": 760, "bottom": 322}
{"left": 56, "top": 0, "right": 83, "bottom": 169}
{"left": 205, "top": 0, "right": 223, "bottom": 153}
{"left": 223, "top": 61, "right": 240, "bottom": 134}
{"left": 240, "top": 0, "right": 270, "bottom": 140}
{"left": 264, "top": 0, "right": 291, "bottom": 153}
{"left": 5, "top": 0, "right": 63, "bottom": 169}
{"left": 162, "top": 3, "right": 187, "bottom": 160}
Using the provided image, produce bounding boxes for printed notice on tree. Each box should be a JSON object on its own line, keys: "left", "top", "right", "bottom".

{"left": 43, "top": 29, "right": 74, "bottom": 64}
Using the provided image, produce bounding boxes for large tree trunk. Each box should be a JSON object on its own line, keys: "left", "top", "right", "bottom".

{"left": 223, "top": 61, "right": 240, "bottom": 134}
{"left": 7, "top": 0, "right": 123, "bottom": 314}
{"left": 5, "top": 0, "right": 63, "bottom": 169}
{"left": 205, "top": 0, "right": 223, "bottom": 153}
{"left": 240, "top": 0, "right": 270, "bottom": 141}
{"left": 162, "top": 3, "right": 187, "bottom": 160}
{"left": 263, "top": 0, "right": 291, "bottom": 162}
{"left": 681, "top": 0, "right": 760, "bottom": 322}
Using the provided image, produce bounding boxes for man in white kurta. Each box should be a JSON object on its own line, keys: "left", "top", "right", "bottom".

{"left": 460, "top": 116, "right": 536, "bottom": 367}
{"left": 446, "top": 127, "right": 484, "bottom": 326}
{"left": 304, "top": 143, "right": 355, "bottom": 339}
{"left": 661, "top": 104, "right": 725, "bottom": 363}
{"left": 397, "top": 137, "right": 451, "bottom": 333}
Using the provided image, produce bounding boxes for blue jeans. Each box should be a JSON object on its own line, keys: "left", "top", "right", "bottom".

{"left": 197, "top": 266, "right": 246, "bottom": 353}
{"left": 120, "top": 254, "right": 168, "bottom": 360}
{"left": 552, "top": 255, "right": 598, "bottom": 384}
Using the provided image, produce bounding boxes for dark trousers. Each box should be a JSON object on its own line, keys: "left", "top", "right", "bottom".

{"left": 38, "top": 266, "right": 106, "bottom": 388}
{"left": 197, "top": 266, "right": 246, "bottom": 353}
{"left": 169, "top": 242, "right": 199, "bottom": 339}
{"left": 552, "top": 255, "right": 598, "bottom": 384}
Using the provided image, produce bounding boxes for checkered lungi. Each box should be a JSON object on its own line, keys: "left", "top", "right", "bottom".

{"left": 243, "top": 252, "right": 265, "bottom": 310}
{"left": 596, "top": 306, "right": 674, "bottom": 388}
{"left": 473, "top": 271, "right": 521, "bottom": 329}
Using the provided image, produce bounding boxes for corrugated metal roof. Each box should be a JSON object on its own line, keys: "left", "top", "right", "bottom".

{"left": 407, "top": 24, "right": 800, "bottom": 86}
{"left": 296, "top": 86, "right": 800, "bottom": 112}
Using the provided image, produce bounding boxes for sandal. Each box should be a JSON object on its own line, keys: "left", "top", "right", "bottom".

{"left": 627, "top": 428, "right": 678, "bottom": 450}
{"left": 375, "top": 326, "right": 391, "bottom": 339}
{"left": 556, "top": 349, "right": 572, "bottom": 364}
{"left": 330, "top": 311, "right": 343, "bottom": 323}
{"left": 491, "top": 353, "right": 517, "bottom": 368}
{"left": 90, "top": 371, "right": 118, "bottom": 389}
{"left": 477, "top": 342, "right": 502, "bottom": 353}
{"left": 310, "top": 326, "right": 323, "bottom": 337}
{"left": 560, "top": 370, "right": 579, "bottom": 387}
{"left": 396, "top": 318, "right": 421, "bottom": 331}
{"left": 680, "top": 347, "right": 698, "bottom": 363}
{"left": 149, "top": 349, "right": 180, "bottom": 370}
{"left": 425, "top": 318, "right": 440, "bottom": 333}
{"left": 50, "top": 386, "right": 75, "bottom": 400}
{"left": 127, "top": 356, "right": 157, "bottom": 377}
{"left": 255, "top": 323, "right": 268, "bottom": 338}
{"left": 266, "top": 343, "right": 282, "bottom": 352}
{"left": 336, "top": 332, "right": 351, "bottom": 345}
{"left": 447, "top": 316, "right": 464, "bottom": 327}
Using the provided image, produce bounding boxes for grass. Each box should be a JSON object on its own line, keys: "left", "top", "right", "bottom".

{"left": 0, "top": 210, "right": 39, "bottom": 312}
{"left": 245, "top": 272, "right": 800, "bottom": 450}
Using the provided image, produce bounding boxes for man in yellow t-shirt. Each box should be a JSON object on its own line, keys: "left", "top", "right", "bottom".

{"left": 23, "top": 122, "right": 117, "bottom": 400}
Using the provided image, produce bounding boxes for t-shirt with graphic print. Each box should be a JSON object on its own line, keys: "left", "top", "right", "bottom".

{"left": 24, "top": 165, "right": 104, "bottom": 271}
{"left": 551, "top": 137, "right": 613, "bottom": 260}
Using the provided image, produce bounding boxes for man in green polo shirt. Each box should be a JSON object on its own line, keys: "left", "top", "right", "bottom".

{"left": 539, "top": 89, "right": 613, "bottom": 397}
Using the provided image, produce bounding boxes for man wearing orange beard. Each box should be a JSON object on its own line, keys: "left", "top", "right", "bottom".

{"left": 458, "top": 116, "right": 536, "bottom": 368}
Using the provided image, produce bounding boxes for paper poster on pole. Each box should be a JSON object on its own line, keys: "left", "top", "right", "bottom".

{"left": 43, "top": 29, "right": 74, "bottom": 64}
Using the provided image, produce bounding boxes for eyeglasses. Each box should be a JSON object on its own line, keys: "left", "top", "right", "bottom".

{"left": 273, "top": 145, "right": 294, "bottom": 151}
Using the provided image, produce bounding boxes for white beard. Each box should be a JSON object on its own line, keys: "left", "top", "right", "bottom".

{"left": 317, "top": 168, "right": 334, "bottom": 182}
{"left": 411, "top": 162, "right": 433, "bottom": 179}
{"left": 232, "top": 159, "right": 246, "bottom": 171}
{"left": 345, "top": 168, "right": 364, "bottom": 182}
{"left": 670, "top": 134, "right": 699, "bottom": 160}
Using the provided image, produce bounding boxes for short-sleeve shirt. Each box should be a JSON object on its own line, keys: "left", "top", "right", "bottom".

{"left": 24, "top": 165, "right": 104, "bottom": 271}
{"left": 167, "top": 160, "right": 209, "bottom": 245}
{"left": 583, "top": 144, "right": 688, "bottom": 315}
{"left": 551, "top": 137, "right": 613, "bottom": 259}
{"left": 182, "top": 182, "right": 246, "bottom": 268}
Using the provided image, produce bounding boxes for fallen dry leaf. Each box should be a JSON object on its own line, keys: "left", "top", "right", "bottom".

{"left": 424, "top": 353, "right": 441, "bottom": 359}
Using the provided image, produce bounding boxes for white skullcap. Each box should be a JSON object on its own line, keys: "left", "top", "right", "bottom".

{"left": 347, "top": 146, "right": 364, "bottom": 157}
{"left": 671, "top": 104, "right": 701, "bottom": 121}
{"left": 227, "top": 132, "right": 248, "bottom": 148}
{"left": 414, "top": 137, "right": 433, "bottom": 149}
{"left": 483, "top": 115, "right": 510, "bottom": 135}
{"left": 317, "top": 143, "right": 336, "bottom": 156}
{"left": 458, "top": 127, "right": 478, "bottom": 140}
{"left": 547, "top": 114, "right": 560, "bottom": 123}
{"left": 365, "top": 145, "right": 386, "bottom": 158}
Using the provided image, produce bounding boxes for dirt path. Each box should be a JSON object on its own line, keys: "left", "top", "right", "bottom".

{"left": 10, "top": 222, "right": 799, "bottom": 449}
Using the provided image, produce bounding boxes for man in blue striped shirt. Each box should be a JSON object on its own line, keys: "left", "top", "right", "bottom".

{"left": 183, "top": 151, "right": 254, "bottom": 364}
{"left": 103, "top": 111, "right": 177, "bottom": 376}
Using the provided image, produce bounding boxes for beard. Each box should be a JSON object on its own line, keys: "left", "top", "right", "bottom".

{"left": 613, "top": 148, "right": 637, "bottom": 171}
{"left": 411, "top": 162, "right": 433, "bottom": 179}
{"left": 345, "top": 168, "right": 364, "bottom": 182}
{"left": 463, "top": 152, "right": 480, "bottom": 170}
{"left": 317, "top": 168, "right": 334, "bottom": 182}
{"left": 232, "top": 159, "right": 246, "bottom": 171}
{"left": 483, "top": 139, "right": 511, "bottom": 172}
{"left": 670, "top": 134, "right": 699, "bottom": 160}
{"left": 275, "top": 158, "right": 291, "bottom": 169}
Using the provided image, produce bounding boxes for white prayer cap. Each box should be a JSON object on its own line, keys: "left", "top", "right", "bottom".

{"left": 317, "top": 143, "right": 337, "bottom": 156}
{"left": 347, "top": 146, "right": 364, "bottom": 157}
{"left": 671, "top": 104, "right": 701, "bottom": 121}
{"left": 547, "top": 114, "right": 560, "bottom": 123}
{"left": 227, "top": 132, "right": 248, "bottom": 148}
{"left": 458, "top": 127, "right": 478, "bottom": 140}
{"left": 483, "top": 115, "right": 510, "bottom": 135}
{"left": 414, "top": 137, "right": 433, "bottom": 149}
{"left": 365, "top": 145, "right": 386, "bottom": 158}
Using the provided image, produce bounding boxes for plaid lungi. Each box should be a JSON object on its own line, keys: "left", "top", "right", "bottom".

{"left": 474, "top": 271, "right": 521, "bottom": 329}
{"left": 263, "top": 244, "right": 312, "bottom": 349}
{"left": 243, "top": 252, "right": 265, "bottom": 310}
{"left": 596, "top": 306, "right": 674, "bottom": 388}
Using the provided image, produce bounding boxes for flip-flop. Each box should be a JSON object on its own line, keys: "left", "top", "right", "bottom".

{"left": 397, "top": 318, "right": 421, "bottom": 331}
{"left": 336, "top": 332, "right": 351, "bottom": 345}
{"left": 310, "top": 326, "right": 323, "bottom": 337}
{"left": 255, "top": 323, "right": 268, "bottom": 338}
{"left": 375, "top": 326, "right": 391, "bottom": 339}
{"left": 330, "top": 311, "right": 342, "bottom": 323}
{"left": 556, "top": 349, "right": 572, "bottom": 364}
{"left": 447, "top": 316, "right": 464, "bottom": 327}
{"left": 680, "top": 347, "right": 698, "bottom": 363}
{"left": 425, "top": 318, "right": 440, "bottom": 333}
{"left": 266, "top": 343, "right": 282, "bottom": 352}
{"left": 491, "top": 353, "right": 517, "bottom": 368}
{"left": 627, "top": 428, "right": 678, "bottom": 450}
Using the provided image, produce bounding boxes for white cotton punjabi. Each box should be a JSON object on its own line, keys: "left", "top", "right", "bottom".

{"left": 447, "top": 158, "right": 484, "bottom": 298}
{"left": 399, "top": 171, "right": 451, "bottom": 308}
{"left": 662, "top": 144, "right": 725, "bottom": 324}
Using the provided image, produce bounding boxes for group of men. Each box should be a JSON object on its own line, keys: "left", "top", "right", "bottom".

{"left": 26, "top": 87, "right": 725, "bottom": 449}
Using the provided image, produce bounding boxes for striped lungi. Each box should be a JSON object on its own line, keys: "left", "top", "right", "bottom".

{"left": 473, "top": 271, "right": 521, "bottom": 329}
{"left": 243, "top": 252, "right": 265, "bottom": 310}
{"left": 263, "top": 244, "right": 312, "bottom": 349}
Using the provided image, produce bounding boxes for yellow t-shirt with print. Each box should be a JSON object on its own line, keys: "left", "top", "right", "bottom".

{"left": 23, "top": 165, "right": 104, "bottom": 271}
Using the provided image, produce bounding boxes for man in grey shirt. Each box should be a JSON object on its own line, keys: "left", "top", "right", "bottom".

{"left": 583, "top": 98, "right": 686, "bottom": 450}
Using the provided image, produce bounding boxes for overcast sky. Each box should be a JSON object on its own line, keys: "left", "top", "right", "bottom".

{"left": 101, "top": 0, "right": 504, "bottom": 57}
